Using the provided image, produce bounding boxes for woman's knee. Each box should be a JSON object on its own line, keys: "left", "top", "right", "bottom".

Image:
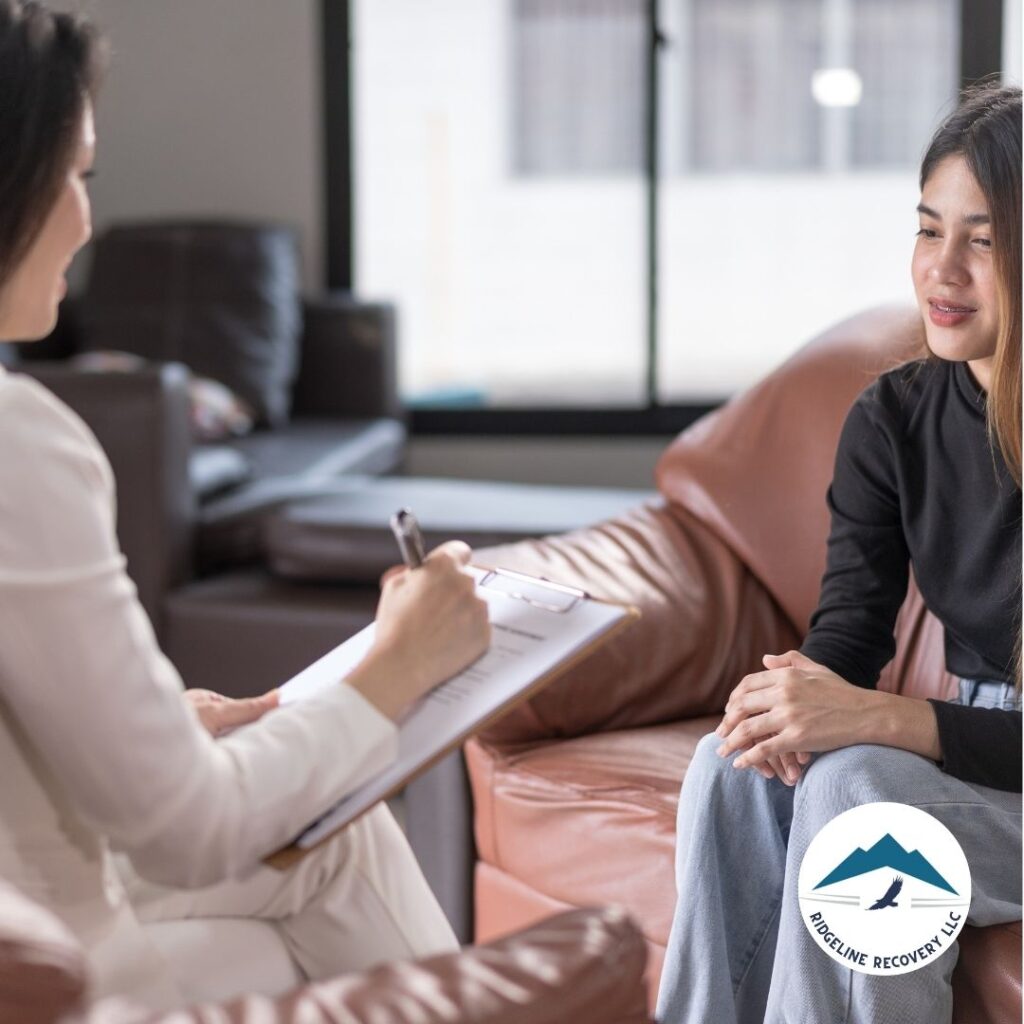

{"left": 685, "top": 732, "right": 736, "bottom": 788}
{"left": 691, "top": 730, "right": 723, "bottom": 766}
{"left": 280, "top": 804, "right": 409, "bottom": 907}
{"left": 796, "top": 744, "right": 941, "bottom": 814}
{"left": 676, "top": 731, "right": 766, "bottom": 823}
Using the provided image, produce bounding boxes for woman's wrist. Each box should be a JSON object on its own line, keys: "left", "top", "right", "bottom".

{"left": 344, "top": 640, "right": 420, "bottom": 721}
{"left": 856, "top": 689, "right": 942, "bottom": 761}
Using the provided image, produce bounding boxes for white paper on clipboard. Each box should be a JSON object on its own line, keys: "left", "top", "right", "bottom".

{"left": 271, "top": 566, "right": 635, "bottom": 860}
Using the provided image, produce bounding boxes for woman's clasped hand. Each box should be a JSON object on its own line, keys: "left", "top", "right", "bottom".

{"left": 714, "top": 650, "right": 881, "bottom": 785}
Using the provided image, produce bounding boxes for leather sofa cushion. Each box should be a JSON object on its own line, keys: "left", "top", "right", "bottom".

{"left": 80, "top": 222, "right": 301, "bottom": 427}
{"left": 468, "top": 717, "right": 720, "bottom": 953}
{"left": 264, "top": 477, "right": 656, "bottom": 584}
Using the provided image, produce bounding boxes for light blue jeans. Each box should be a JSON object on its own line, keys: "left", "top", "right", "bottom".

{"left": 655, "top": 682, "right": 1022, "bottom": 1024}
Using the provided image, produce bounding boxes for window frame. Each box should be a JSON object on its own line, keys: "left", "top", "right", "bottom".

{"left": 322, "top": 0, "right": 1003, "bottom": 437}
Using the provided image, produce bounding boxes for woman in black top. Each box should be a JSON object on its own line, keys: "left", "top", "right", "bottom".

{"left": 657, "top": 85, "right": 1021, "bottom": 1024}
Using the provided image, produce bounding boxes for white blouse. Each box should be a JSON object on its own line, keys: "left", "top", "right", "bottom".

{"left": 0, "top": 365, "right": 397, "bottom": 1004}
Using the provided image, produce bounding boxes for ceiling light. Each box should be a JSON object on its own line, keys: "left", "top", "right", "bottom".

{"left": 811, "top": 68, "right": 864, "bottom": 108}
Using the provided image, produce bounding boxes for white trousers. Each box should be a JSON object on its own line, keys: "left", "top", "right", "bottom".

{"left": 119, "top": 804, "right": 458, "bottom": 1003}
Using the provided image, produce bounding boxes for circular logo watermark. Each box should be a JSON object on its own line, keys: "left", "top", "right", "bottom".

{"left": 798, "top": 802, "right": 971, "bottom": 976}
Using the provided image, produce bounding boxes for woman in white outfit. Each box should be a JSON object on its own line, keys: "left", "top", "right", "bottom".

{"left": 0, "top": 0, "right": 489, "bottom": 1010}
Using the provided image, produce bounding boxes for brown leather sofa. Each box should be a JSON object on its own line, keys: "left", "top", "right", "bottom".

{"left": 0, "top": 878, "right": 649, "bottom": 1024}
{"left": 464, "top": 307, "right": 1022, "bottom": 1023}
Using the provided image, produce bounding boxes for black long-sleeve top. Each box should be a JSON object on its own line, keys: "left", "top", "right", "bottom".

{"left": 800, "top": 357, "right": 1022, "bottom": 792}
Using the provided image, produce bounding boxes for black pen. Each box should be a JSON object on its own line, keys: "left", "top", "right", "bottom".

{"left": 390, "top": 507, "right": 426, "bottom": 569}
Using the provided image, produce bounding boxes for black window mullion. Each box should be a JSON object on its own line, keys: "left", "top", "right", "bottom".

{"left": 644, "top": 0, "right": 661, "bottom": 408}
{"left": 322, "top": 0, "right": 352, "bottom": 291}
{"left": 960, "top": 0, "right": 1004, "bottom": 90}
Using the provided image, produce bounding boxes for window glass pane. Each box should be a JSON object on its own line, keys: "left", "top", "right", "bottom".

{"left": 514, "top": 0, "right": 645, "bottom": 175}
{"left": 688, "top": 0, "right": 822, "bottom": 172}
{"left": 354, "top": 0, "right": 647, "bottom": 407}
{"left": 851, "top": 0, "right": 960, "bottom": 166}
{"left": 658, "top": 0, "right": 960, "bottom": 401}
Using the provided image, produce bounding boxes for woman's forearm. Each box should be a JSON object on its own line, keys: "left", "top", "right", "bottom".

{"left": 857, "top": 690, "right": 943, "bottom": 761}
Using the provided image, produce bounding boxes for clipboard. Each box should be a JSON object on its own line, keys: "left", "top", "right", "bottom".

{"left": 264, "top": 566, "right": 639, "bottom": 870}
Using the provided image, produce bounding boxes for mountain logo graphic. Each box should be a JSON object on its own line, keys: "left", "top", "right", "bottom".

{"left": 813, "top": 833, "right": 957, "bottom": 895}
{"left": 797, "top": 803, "right": 971, "bottom": 977}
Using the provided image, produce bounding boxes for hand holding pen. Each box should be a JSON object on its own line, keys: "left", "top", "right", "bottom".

{"left": 344, "top": 510, "right": 490, "bottom": 720}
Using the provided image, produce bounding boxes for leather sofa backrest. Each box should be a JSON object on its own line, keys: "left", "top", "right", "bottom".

{"left": 292, "top": 296, "right": 403, "bottom": 421}
{"left": 656, "top": 306, "right": 956, "bottom": 700}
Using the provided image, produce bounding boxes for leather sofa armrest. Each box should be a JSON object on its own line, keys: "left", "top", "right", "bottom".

{"left": 474, "top": 500, "right": 802, "bottom": 743}
{"left": 0, "top": 882, "right": 87, "bottom": 1024}
{"left": 292, "top": 294, "right": 402, "bottom": 420}
{"left": 18, "top": 362, "right": 195, "bottom": 633}
{"left": 90, "top": 907, "right": 648, "bottom": 1024}
{"left": 952, "top": 922, "right": 1022, "bottom": 1024}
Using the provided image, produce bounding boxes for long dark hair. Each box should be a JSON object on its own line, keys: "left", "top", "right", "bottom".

{"left": 0, "top": 0, "right": 106, "bottom": 293}
{"left": 920, "top": 83, "right": 1022, "bottom": 488}
{"left": 922, "top": 83, "right": 1022, "bottom": 687}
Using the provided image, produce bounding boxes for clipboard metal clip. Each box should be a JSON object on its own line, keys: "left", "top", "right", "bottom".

{"left": 479, "top": 568, "right": 587, "bottom": 614}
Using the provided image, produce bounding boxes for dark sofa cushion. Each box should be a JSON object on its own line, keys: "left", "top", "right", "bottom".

{"left": 79, "top": 222, "right": 301, "bottom": 426}
{"left": 197, "top": 418, "right": 406, "bottom": 569}
{"left": 164, "top": 569, "right": 381, "bottom": 697}
{"left": 190, "top": 445, "right": 252, "bottom": 500}
{"left": 264, "top": 477, "right": 657, "bottom": 583}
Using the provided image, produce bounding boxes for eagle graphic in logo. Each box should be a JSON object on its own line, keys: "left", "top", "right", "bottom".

{"left": 867, "top": 875, "right": 903, "bottom": 910}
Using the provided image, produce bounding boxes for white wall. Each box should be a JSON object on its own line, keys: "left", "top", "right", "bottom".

{"left": 57, "top": 0, "right": 323, "bottom": 290}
